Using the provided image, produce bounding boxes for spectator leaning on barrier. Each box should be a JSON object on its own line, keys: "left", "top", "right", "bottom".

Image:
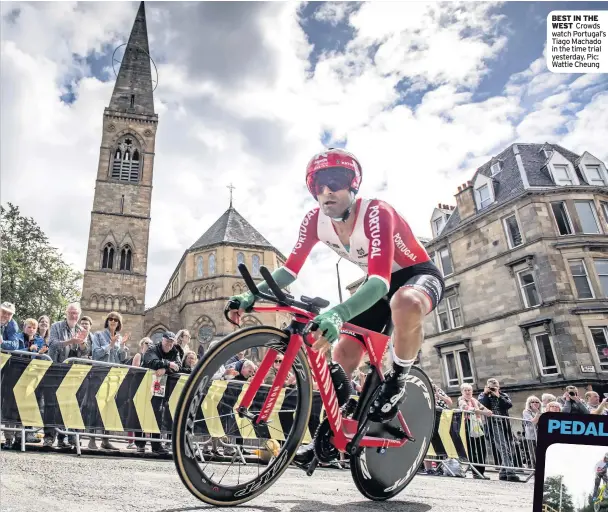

{"left": 522, "top": 395, "right": 541, "bottom": 468}
{"left": 48, "top": 303, "right": 88, "bottom": 363}
{"left": 458, "top": 383, "right": 492, "bottom": 479}
{"left": 44, "top": 303, "right": 88, "bottom": 448}
{"left": 17, "top": 318, "right": 45, "bottom": 354}
{"left": 79, "top": 316, "right": 94, "bottom": 358}
{"left": 181, "top": 350, "right": 198, "bottom": 374}
{"left": 131, "top": 337, "right": 152, "bottom": 367}
{"left": 174, "top": 329, "right": 191, "bottom": 361}
{"left": 37, "top": 315, "right": 50, "bottom": 347}
{"left": 0, "top": 302, "right": 20, "bottom": 350}
{"left": 135, "top": 331, "right": 182, "bottom": 455}
{"left": 561, "top": 385, "right": 589, "bottom": 415}
{"left": 263, "top": 353, "right": 296, "bottom": 387}
{"left": 91, "top": 312, "right": 130, "bottom": 364}
{"left": 478, "top": 378, "right": 521, "bottom": 482}
{"left": 421, "top": 381, "right": 452, "bottom": 476}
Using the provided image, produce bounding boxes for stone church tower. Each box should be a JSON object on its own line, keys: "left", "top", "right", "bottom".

{"left": 80, "top": 2, "right": 157, "bottom": 344}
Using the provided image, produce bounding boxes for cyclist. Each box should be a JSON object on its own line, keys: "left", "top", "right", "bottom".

{"left": 227, "top": 148, "right": 445, "bottom": 463}
{"left": 594, "top": 453, "right": 608, "bottom": 502}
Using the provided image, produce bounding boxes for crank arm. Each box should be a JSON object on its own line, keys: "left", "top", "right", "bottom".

{"left": 346, "top": 414, "right": 371, "bottom": 456}
{"left": 382, "top": 423, "right": 415, "bottom": 442}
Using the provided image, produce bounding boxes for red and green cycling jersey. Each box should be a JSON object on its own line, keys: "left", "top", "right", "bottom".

{"left": 283, "top": 197, "right": 431, "bottom": 291}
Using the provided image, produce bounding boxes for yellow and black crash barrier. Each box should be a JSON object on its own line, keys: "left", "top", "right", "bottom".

{"left": 0, "top": 352, "right": 321, "bottom": 442}
{"left": 426, "top": 408, "right": 469, "bottom": 460}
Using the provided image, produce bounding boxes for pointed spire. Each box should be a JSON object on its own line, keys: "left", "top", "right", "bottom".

{"left": 109, "top": 2, "right": 155, "bottom": 114}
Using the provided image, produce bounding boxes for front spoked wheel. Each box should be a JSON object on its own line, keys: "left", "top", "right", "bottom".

{"left": 172, "top": 325, "right": 313, "bottom": 506}
{"left": 350, "top": 366, "right": 435, "bottom": 501}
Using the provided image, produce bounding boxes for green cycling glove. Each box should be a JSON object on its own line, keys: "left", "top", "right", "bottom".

{"left": 230, "top": 292, "right": 255, "bottom": 312}
{"left": 312, "top": 309, "right": 346, "bottom": 344}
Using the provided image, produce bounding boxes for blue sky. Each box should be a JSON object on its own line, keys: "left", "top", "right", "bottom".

{"left": 2, "top": 1, "right": 607, "bottom": 309}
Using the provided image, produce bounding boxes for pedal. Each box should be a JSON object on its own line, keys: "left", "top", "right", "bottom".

{"left": 306, "top": 456, "right": 319, "bottom": 476}
{"left": 382, "top": 424, "right": 415, "bottom": 443}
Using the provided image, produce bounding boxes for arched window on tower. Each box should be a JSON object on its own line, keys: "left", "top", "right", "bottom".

{"left": 252, "top": 254, "right": 260, "bottom": 276}
{"left": 208, "top": 253, "right": 216, "bottom": 276}
{"left": 119, "top": 245, "right": 132, "bottom": 272}
{"left": 111, "top": 136, "right": 141, "bottom": 183}
{"left": 196, "top": 256, "right": 204, "bottom": 278}
{"left": 236, "top": 252, "right": 245, "bottom": 273}
{"left": 102, "top": 243, "right": 115, "bottom": 270}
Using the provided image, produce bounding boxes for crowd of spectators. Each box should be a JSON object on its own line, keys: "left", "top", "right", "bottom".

{"left": 1, "top": 299, "right": 606, "bottom": 473}
{"left": 0, "top": 301, "right": 199, "bottom": 451}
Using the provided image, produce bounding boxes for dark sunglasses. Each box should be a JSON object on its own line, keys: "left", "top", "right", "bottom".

{"left": 108, "top": 318, "right": 119, "bottom": 322}
{"left": 274, "top": 359, "right": 283, "bottom": 363}
{"left": 311, "top": 168, "right": 353, "bottom": 197}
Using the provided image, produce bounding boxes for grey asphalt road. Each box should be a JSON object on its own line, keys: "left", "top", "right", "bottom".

{"left": 0, "top": 451, "right": 534, "bottom": 512}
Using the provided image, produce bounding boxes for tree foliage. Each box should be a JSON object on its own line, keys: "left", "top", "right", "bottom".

{"left": 543, "top": 475, "right": 576, "bottom": 512}
{"left": 1, "top": 203, "right": 82, "bottom": 324}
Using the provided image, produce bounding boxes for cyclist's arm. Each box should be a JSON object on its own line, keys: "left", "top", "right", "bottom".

{"left": 331, "top": 201, "right": 394, "bottom": 323}
{"left": 249, "top": 209, "right": 321, "bottom": 297}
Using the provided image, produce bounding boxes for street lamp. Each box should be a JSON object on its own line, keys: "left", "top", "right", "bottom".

{"left": 559, "top": 475, "right": 563, "bottom": 512}
{"left": 336, "top": 257, "right": 343, "bottom": 303}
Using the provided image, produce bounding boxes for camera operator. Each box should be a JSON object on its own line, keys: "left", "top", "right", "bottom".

{"left": 478, "top": 378, "right": 520, "bottom": 482}
{"left": 561, "top": 386, "right": 589, "bottom": 415}
{"left": 136, "top": 331, "right": 182, "bottom": 455}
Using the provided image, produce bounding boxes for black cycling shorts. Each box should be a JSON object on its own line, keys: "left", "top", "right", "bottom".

{"left": 340, "top": 261, "right": 445, "bottom": 337}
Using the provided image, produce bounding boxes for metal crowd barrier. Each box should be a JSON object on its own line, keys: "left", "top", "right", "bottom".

{"left": 424, "top": 407, "right": 536, "bottom": 482}
{"left": 59, "top": 357, "right": 190, "bottom": 455}
{"left": 0, "top": 352, "right": 323, "bottom": 459}
{"left": 4, "top": 349, "right": 52, "bottom": 361}
{"left": 0, "top": 349, "right": 52, "bottom": 451}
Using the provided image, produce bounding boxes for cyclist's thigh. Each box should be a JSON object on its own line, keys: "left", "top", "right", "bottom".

{"left": 343, "top": 297, "right": 392, "bottom": 338}
{"left": 398, "top": 274, "right": 445, "bottom": 313}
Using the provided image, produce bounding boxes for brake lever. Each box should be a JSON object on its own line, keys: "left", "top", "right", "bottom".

{"left": 302, "top": 321, "right": 319, "bottom": 347}
{"left": 224, "top": 300, "right": 242, "bottom": 327}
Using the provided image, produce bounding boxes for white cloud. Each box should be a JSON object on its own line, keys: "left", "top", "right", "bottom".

{"left": 2, "top": 1, "right": 607, "bottom": 320}
{"left": 313, "top": 2, "right": 352, "bottom": 26}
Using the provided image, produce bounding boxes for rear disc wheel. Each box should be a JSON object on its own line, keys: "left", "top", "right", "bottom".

{"left": 350, "top": 366, "right": 435, "bottom": 501}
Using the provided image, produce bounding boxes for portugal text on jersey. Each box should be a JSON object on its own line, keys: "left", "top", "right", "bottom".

{"left": 284, "top": 198, "right": 430, "bottom": 289}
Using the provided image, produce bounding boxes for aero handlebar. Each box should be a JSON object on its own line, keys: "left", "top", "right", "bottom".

{"left": 224, "top": 263, "right": 330, "bottom": 328}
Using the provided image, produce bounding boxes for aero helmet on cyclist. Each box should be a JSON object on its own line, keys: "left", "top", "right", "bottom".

{"left": 305, "top": 148, "right": 362, "bottom": 199}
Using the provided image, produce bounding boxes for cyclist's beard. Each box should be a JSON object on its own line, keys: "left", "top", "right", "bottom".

{"left": 326, "top": 192, "right": 356, "bottom": 222}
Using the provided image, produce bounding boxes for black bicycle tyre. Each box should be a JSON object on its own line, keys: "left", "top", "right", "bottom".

{"left": 350, "top": 366, "right": 435, "bottom": 501}
{"left": 172, "top": 325, "right": 313, "bottom": 506}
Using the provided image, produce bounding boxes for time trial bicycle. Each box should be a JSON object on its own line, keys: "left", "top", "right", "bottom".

{"left": 172, "top": 263, "right": 435, "bottom": 506}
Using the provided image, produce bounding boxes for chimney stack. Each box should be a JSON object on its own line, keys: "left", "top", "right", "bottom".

{"left": 454, "top": 181, "right": 476, "bottom": 221}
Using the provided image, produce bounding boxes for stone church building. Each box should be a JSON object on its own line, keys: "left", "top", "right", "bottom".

{"left": 80, "top": 3, "right": 288, "bottom": 354}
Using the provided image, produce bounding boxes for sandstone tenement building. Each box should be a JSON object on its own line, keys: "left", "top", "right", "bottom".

{"left": 348, "top": 142, "right": 608, "bottom": 410}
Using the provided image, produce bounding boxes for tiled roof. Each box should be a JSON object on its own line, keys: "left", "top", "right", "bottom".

{"left": 438, "top": 143, "right": 586, "bottom": 238}
{"left": 189, "top": 207, "right": 274, "bottom": 251}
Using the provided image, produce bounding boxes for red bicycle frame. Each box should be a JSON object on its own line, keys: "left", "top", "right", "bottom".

{"left": 236, "top": 304, "right": 414, "bottom": 453}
